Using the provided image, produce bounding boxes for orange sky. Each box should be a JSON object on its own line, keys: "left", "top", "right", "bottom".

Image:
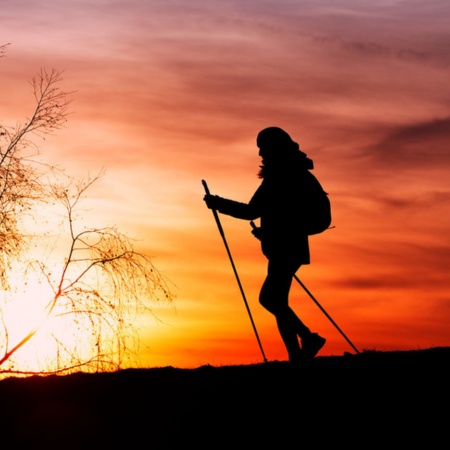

{"left": 1, "top": 1, "right": 450, "bottom": 368}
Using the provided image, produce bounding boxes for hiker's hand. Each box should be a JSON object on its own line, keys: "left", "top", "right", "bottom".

{"left": 203, "top": 194, "right": 222, "bottom": 210}
{"left": 251, "top": 226, "right": 263, "bottom": 241}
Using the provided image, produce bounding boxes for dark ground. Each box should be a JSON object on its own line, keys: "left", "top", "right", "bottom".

{"left": 1, "top": 347, "right": 448, "bottom": 448}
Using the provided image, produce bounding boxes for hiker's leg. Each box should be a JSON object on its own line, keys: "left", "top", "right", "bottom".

{"left": 260, "top": 258, "right": 311, "bottom": 335}
{"left": 259, "top": 257, "right": 309, "bottom": 360}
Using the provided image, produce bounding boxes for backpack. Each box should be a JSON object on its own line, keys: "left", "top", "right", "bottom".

{"left": 303, "top": 170, "right": 332, "bottom": 235}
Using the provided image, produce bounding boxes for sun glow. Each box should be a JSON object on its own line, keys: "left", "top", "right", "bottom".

{"left": 0, "top": 266, "right": 102, "bottom": 377}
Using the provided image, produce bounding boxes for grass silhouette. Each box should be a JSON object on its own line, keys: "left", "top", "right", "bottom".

{"left": 1, "top": 347, "right": 447, "bottom": 448}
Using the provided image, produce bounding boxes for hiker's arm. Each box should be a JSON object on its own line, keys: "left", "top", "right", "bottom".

{"left": 203, "top": 195, "right": 259, "bottom": 220}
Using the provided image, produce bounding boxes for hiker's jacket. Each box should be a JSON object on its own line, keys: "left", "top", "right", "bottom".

{"left": 213, "top": 167, "right": 312, "bottom": 264}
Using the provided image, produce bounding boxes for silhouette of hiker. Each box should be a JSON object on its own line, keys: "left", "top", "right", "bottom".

{"left": 204, "top": 127, "right": 326, "bottom": 363}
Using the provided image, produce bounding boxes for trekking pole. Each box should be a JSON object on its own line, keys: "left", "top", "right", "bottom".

{"left": 294, "top": 275, "right": 360, "bottom": 354}
{"left": 202, "top": 180, "right": 268, "bottom": 363}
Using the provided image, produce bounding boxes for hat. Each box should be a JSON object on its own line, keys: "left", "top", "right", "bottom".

{"left": 256, "top": 127, "right": 297, "bottom": 150}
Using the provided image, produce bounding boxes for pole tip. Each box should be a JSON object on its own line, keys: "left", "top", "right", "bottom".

{"left": 202, "top": 179, "right": 210, "bottom": 194}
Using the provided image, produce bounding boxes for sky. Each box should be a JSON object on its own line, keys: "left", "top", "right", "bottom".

{"left": 1, "top": 0, "right": 450, "bottom": 368}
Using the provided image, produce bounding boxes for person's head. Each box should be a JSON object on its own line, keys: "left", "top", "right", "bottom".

{"left": 256, "top": 127, "right": 299, "bottom": 159}
{"left": 256, "top": 127, "right": 313, "bottom": 177}
{"left": 256, "top": 127, "right": 299, "bottom": 164}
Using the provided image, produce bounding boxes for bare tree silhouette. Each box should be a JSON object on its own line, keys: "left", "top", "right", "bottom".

{"left": 0, "top": 47, "right": 173, "bottom": 377}
{"left": 1, "top": 66, "right": 70, "bottom": 288}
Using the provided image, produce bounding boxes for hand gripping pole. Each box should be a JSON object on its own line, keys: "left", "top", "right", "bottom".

{"left": 202, "top": 180, "right": 268, "bottom": 363}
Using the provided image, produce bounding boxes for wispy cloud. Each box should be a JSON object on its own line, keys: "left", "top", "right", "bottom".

{"left": 361, "top": 117, "right": 450, "bottom": 168}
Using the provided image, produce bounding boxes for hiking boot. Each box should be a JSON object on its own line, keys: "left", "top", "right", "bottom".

{"left": 301, "top": 333, "right": 326, "bottom": 359}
